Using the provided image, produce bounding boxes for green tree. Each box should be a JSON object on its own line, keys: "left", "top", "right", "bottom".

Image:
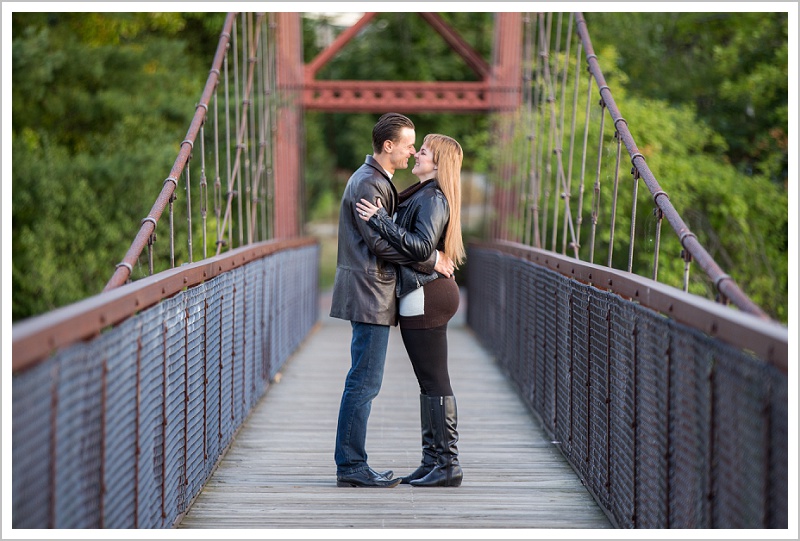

{"left": 12, "top": 13, "right": 209, "bottom": 321}
{"left": 13, "top": 12, "right": 788, "bottom": 324}
{"left": 583, "top": 12, "right": 788, "bottom": 183}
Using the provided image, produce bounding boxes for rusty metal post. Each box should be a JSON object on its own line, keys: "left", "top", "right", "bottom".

{"left": 273, "top": 13, "right": 303, "bottom": 238}
{"left": 490, "top": 13, "right": 523, "bottom": 110}
{"left": 489, "top": 13, "right": 523, "bottom": 241}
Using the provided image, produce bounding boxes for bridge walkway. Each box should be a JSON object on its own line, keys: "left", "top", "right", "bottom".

{"left": 177, "top": 290, "right": 613, "bottom": 529}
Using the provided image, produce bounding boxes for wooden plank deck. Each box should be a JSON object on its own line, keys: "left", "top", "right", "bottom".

{"left": 177, "top": 290, "right": 613, "bottom": 530}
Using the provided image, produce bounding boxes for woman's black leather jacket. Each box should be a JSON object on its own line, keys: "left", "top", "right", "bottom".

{"left": 367, "top": 179, "right": 450, "bottom": 297}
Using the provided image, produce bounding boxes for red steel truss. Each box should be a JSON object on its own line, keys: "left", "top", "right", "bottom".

{"left": 303, "top": 12, "right": 521, "bottom": 113}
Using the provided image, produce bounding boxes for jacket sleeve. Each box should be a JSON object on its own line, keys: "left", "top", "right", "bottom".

{"left": 367, "top": 193, "right": 449, "bottom": 266}
{"left": 351, "top": 179, "right": 437, "bottom": 270}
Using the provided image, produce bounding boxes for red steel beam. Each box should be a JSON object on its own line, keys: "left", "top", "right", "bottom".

{"left": 303, "top": 13, "right": 522, "bottom": 113}
{"left": 490, "top": 12, "right": 523, "bottom": 110}
{"left": 303, "top": 80, "right": 525, "bottom": 113}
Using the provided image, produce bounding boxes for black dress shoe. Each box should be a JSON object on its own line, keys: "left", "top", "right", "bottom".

{"left": 337, "top": 468, "right": 402, "bottom": 488}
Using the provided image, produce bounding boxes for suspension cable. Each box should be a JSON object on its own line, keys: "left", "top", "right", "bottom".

{"left": 607, "top": 124, "right": 622, "bottom": 267}
{"left": 589, "top": 93, "right": 606, "bottom": 264}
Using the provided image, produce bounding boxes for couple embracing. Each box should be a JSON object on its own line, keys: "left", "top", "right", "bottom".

{"left": 330, "top": 112, "right": 465, "bottom": 488}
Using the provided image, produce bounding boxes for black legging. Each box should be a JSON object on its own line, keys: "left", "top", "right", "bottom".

{"left": 400, "top": 324, "right": 453, "bottom": 396}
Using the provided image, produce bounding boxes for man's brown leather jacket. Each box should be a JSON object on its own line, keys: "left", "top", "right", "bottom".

{"left": 329, "top": 156, "right": 437, "bottom": 326}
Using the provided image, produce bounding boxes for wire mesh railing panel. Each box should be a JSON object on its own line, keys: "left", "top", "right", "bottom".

{"left": 554, "top": 282, "right": 574, "bottom": 457}
{"left": 467, "top": 249, "right": 505, "bottom": 379}
{"left": 135, "top": 302, "right": 167, "bottom": 528}
{"left": 53, "top": 346, "right": 105, "bottom": 528}
{"left": 11, "top": 243, "right": 318, "bottom": 528}
{"left": 161, "top": 293, "right": 190, "bottom": 523}
{"left": 530, "top": 263, "right": 548, "bottom": 415}
{"left": 631, "top": 305, "right": 671, "bottom": 528}
{"left": 467, "top": 243, "right": 787, "bottom": 529}
{"left": 540, "top": 270, "right": 560, "bottom": 429}
{"left": 243, "top": 262, "right": 260, "bottom": 413}
{"left": 11, "top": 361, "right": 53, "bottom": 528}
{"left": 607, "top": 297, "right": 636, "bottom": 527}
{"left": 767, "top": 369, "right": 789, "bottom": 529}
{"left": 230, "top": 274, "right": 247, "bottom": 426}
{"left": 259, "top": 257, "right": 277, "bottom": 381}
{"left": 100, "top": 316, "right": 141, "bottom": 528}
{"left": 586, "top": 289, "right": 611, "bottom": 509}
{"left": 567, "top": 284, "right": 590, "bottom": 472}
{"left": 202, "top": 275, "right": 226, "bottom": 481}
{"left": 184, "top": 284, "right": 210, "bottom": 512}
{"left": 508, "top": 258, "right": 529, "bottom": 398}
{"left": 668, "top": 326, "right": 713, "bottom": 527}
{"left": 217, "top": 272, "right": 237, "bottom": 447}
{"left": 711, "top": 341, "right": 770, "bottom": 528}
{"left": 711, "top": 337, "right": 786, "bottom": 528}
{"left": 520, "top": 260, "right": 538, "bottom": 414}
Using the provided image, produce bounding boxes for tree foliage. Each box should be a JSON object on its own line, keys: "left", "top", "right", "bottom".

{"left": 11, "top": 13, "right": 215, "bottom": 321}
{"left": 583, "top": 12, "right": 788, "bottom": 183}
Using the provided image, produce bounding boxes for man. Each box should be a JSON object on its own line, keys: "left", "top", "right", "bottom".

{"left": 330, "top": 113, "right": 455, "bottom": 488}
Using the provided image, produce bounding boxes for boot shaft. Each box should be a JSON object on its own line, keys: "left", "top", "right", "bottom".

{"left": 427, "top": 395, "right": 459, "bottom": 459}
{"left": 419, "top": 393, "right": 436, "bottom": 463}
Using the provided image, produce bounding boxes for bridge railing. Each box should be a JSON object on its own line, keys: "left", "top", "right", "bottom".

{"left": 467, "top": 241, "right": 787, "bottom": 528}
{"left": 485, "top": 12, "right": 771, "bottom": 319}
{"left": 12, "top": 12, "right": 315, "bottom": 528}
{"left": 12, "top": 239, "right": 319, "bottom": 528}
{"left": 472, "top": 12, "right": 788, "bottom": 528}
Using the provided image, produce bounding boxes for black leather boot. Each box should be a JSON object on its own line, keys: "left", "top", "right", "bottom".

{"left": 401, "top": 394, "right": 437, "bottom": 484}
{"left": 410, "top": 395, "right": 462, "bottom": 487}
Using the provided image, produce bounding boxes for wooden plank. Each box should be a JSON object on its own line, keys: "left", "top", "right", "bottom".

{"left": 177, "top": 291, "right": 613, "bottom": 529}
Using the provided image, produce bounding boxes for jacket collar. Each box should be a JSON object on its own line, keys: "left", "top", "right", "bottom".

{"left": 364, "top": 155, "right": 391, "bottom": 180}
{"left": 398, "top": 178, "right": 438, "bottom": 204}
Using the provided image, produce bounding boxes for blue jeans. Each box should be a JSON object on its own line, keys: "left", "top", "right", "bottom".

{"left": 334, "top": 321, "right": 390, "bottom": 476}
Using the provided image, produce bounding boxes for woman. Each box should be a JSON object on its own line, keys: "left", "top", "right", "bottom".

{"left": 356, "top": 133, "right": 466, "bottom": 488}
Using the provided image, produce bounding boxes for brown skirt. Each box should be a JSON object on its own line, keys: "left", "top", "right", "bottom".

{"left": 399, "top": 276, "right": 460, "bottom": 330}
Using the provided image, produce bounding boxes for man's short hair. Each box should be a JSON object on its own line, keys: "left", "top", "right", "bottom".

{"left": 372, "top": 113, "right": 415, "bottom": 154}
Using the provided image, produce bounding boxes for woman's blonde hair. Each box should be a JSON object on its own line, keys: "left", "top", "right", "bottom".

{"left": 426, "top": 133, "right": 466, "bottom": 267}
